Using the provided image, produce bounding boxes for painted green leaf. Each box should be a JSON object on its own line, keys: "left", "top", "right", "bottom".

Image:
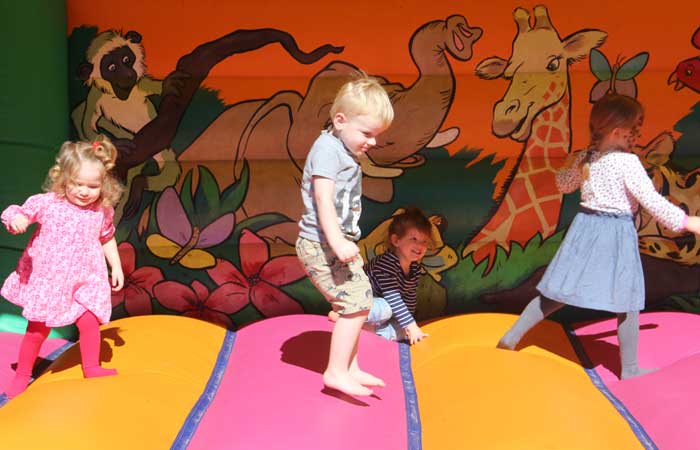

{"left": 220, "top": 159, "right": 249, "bottom": 214}
{"left": 233, "top": 213, "right": 294, "bottom": 236}
{"left": 589, "top": 48, "right": 612, "bottom": 81}
{"left": 194, "top": 165, "right": 222, "bottom": 222}
{"left": 179, "top": 170, "right": 195, "bottom": 217}
{"left": 617, "top": 52, "right": 649, "bottom": 80}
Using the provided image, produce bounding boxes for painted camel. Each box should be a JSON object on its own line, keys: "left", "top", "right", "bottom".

{"left": 104, "top": 28, "right": 342, "bottom": 179}
{"left": 178, "top": 15, "right": 483, "bottom": 244}
{"left": 462, "top": 6, "right": 606, "bottom": 271}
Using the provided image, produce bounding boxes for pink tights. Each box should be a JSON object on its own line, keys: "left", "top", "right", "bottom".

{"left": 4, "top": 311, "right": 116, "bottom": 398}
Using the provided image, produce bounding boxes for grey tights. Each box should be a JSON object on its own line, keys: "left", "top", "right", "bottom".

{"left": 497, "top": 296, "right": 656, "bottom": 380}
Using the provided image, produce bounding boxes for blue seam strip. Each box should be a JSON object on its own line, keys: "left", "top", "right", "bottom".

{"left": 43, "top": 341, "right": 75, "bottom": 361}
{"left": 564, "top": 325, "right": 658, "bottom": 450}
{"left": 0, "top": 340, "right": 74, "bottom": 408}
{"left": 399, "top": 342, "right": 422, "bottom": 450}
{"left": 170, "top": 330, "right": 236, "bottom": 450}
{"left": 34, "top": 341, "right": 76, "bottom": 374}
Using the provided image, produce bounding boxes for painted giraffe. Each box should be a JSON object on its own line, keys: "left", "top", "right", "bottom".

{"left": 462, "top": 6, "right": 606, "bottom": 270}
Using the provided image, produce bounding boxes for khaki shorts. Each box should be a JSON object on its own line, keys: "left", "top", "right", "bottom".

{"left": 296, "top": 237, "right": 373, "bottom": 315}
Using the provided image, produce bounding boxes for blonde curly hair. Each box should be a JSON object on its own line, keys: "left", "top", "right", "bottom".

{"left": 44, "top": 135, "right": 124, "bottom": 207}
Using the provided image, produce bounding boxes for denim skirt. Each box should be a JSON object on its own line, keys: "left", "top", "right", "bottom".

{"left": 536, "top": 209, "right": 644, "bottom": 313}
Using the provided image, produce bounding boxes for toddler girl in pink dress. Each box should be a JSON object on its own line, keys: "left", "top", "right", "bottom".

{"left": 1, "top": 136, "right": 124, "bottom": 398}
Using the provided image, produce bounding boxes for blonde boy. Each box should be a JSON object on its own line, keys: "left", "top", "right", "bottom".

{"left": 296, "top": 74, "right": 394, "bottom": 396}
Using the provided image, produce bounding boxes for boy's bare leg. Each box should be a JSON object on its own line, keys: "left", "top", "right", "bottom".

{"left": 349, "top": 334, "right": 385, "bottom": 387}
{"left": 324, "top": 311, "right": 374, "bottom": 396}
{"left": 328, "top": 310, "right": 377, "bottom": 333}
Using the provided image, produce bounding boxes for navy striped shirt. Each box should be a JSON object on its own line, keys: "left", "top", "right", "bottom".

{"left": 365, "top": 251, "right": 422, "bottom": 328}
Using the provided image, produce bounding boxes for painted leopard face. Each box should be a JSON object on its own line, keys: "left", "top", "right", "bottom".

{"left": 634, "top": 133, "right": 700, "bottom": 264}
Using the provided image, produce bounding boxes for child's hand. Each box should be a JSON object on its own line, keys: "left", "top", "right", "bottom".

{"left": 560, "top": 150, "right": 586, "bottom": 170}
{"left": 686, "top": 216, "right": 700, "bottom": 234}
{"left": 332, "top": 239, "right": 360, "bottom": 263}
{"left": 8, "top": 215, "right": 30, "bottom": 234}
{"left": 110, "top": 266, "right": 124, "bottom": 291}
{"left": 405, "top": 322, "right": 429, "bottom": 345}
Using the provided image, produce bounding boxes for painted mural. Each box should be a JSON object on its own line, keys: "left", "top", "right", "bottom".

{"left": 57, "top": 0, "right": 700, "bottom": 329}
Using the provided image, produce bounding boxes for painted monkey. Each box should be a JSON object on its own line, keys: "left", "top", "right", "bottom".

{"left": 73, "top": 28, "right": 344, "bottom": 224}
{"left": 71, "top": 30, "right": 185, "bottom": 222}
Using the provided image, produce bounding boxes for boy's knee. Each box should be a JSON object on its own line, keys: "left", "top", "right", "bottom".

{"left": 367, "top": 297, "right": 392, "bottom": 324}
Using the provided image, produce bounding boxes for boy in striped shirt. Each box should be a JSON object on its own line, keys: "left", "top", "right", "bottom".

{"left": 330, "top": 207, "right": 431, "bottom": 344}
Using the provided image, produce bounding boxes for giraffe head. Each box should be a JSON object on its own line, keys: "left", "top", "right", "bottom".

{"left": 475, "top": 6, "right": 606, "bottom": 142}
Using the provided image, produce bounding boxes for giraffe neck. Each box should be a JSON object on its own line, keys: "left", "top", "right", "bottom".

{"left": 521, "top": 89, "right": 571, "bottom": 172}
{"left": 464, "top": 87, "right": 574, "bottom": 267}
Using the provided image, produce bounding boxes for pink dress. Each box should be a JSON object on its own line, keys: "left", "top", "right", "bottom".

{"left": 1, "top": 192, "right": 115, "bottom": 327}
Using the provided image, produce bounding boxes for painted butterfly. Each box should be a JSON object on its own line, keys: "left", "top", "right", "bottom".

{"left": 589, "top": 48, "right": 649, "bottom": 103}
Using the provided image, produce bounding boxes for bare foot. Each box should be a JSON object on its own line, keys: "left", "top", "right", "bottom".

{"left": 327, "top": 311, "right": 340, "bottom": 322}
{"left": 350, "top": 368, "right": 385, "bottom": 387}
{"left": 323, "top": 370, "right": 373, "bottom": 396}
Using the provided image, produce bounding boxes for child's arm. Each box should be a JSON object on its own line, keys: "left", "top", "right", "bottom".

{"left": 99, "top": 206, "right": 123, "bottom": 290}
{"left": 405, "top": 322, "right": 429, "bottom": 345}
{"left": 623, "top": 155, "right": 688, "bottom": 232}
{"left": 376, "top": 268, "right": 428, "bottom": 344}
{"left": 383, "top": 289, "right": 416, "bottom": 329}
{"left": 6, "top": 214, "right": 30, "bottom": 234}
{"left": 686, "top": 217, "right": 700, "bottom": 234}
{"left": 555, "top": 150, "right": 587, "bottom": 194}
{"left": 102, "top": 237, "right": 124, "bottom": 291}
{"left": 1, "top": 193, "right": 49, "bottom": 234}
{"left": 313, "top": 176, "right": 359, "bottom": 262}
{"left": 384, "top": 290, "right": 428, "bottom": 344}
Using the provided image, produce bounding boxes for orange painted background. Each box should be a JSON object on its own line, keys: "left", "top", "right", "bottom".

{"left": 67, "top": 0, "right": 700, "bottom": 183}
{"left": 56, "top": 0, "right": 700, "bottom": 326}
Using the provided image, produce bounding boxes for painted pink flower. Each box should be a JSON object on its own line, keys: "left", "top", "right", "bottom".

{"left": 112, "top": 242, "right": 164, "bottom": 316}
{"left": 207, "top": 229, "right": 306, "bottom": 317}
{"left": 153, "top": 279, "right": 248, "bottom": 328}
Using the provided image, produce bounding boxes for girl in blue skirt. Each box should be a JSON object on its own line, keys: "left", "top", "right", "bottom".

{"left": 497, "top": 94, "right": 700, "bottom": 380}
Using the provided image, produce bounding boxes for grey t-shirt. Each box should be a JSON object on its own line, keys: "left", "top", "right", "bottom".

{"left": 298, "top": 130, "right": 362, "bottom": 242}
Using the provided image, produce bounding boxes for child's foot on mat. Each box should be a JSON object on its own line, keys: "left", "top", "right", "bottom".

{"left": 620, "top": 366, "right": 658, "bottom": 380}
{"left": 496, "top": 337, "right": 517, "bottom": 350}
{"left": 323, "top": 370, "right": 373, "bottom": 396}
{"left": 350, "top": 369, "right": 385, "bottom": 387}
{"left": 4, "top": 374, "right": 31, "bottom": 398}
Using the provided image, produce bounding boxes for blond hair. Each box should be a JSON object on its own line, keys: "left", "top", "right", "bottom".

{"left": 330, "top": 72, "right": 394, "bottom": 129}
{"left": 44, "top": 135, "right": 124, "bottom": 207}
